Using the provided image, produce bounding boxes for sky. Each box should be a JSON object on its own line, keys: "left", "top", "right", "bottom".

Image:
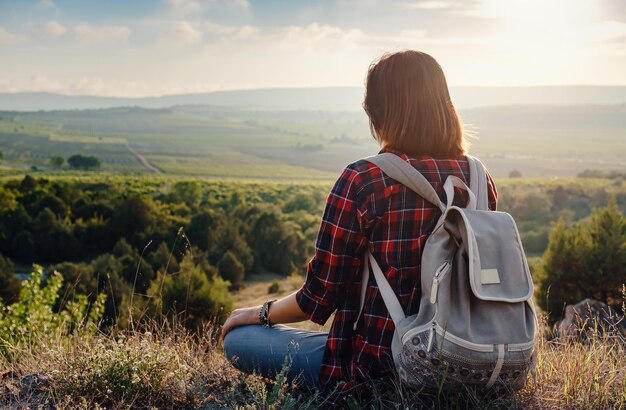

{"left": 0, "top": 0, "right": 625, "bottom": 97}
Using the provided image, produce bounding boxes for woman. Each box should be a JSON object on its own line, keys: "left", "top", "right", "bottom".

{"left": 221, "top": 50, "right": 498, "bottom": 404}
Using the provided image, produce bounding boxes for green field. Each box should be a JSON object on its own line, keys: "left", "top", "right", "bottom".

{"left": 0, "top": 103, "right": 624, "bottom": 179}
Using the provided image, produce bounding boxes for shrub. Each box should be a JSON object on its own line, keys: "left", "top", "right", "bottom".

{"left": 268, "top": 280, "right": 281, "bottom": 294}
{"left": 147, "top": 256, "right": 233, "bottom": 330}
{"left": 49, "top": 155, "right": 64, "bottom": 167}
{"left": 67, "top": 154, "right": 100, "bottom": 170}
{"left": 0, "top": 254, "right": 21, "bottom": 304}
{"left": 536, "top": 199, "right": 626, "bottom": 323}
{"left": 218, "top": 251, "right": 245, "bottom": 290}
{"left": 0, "top": 267, "right": 105, "bottom": 360}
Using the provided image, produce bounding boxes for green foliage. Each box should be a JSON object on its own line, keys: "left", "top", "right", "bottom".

{"left": 49, "top": 155, "right": 64, "bottom": 167}
{"left": 268, "top": 279, "right": 281, "bottom": 294}
{"left": 170, "top": 180, "right": 202, "bottom": 205}
{"left": 147, "top": 255, "right": 233, "bottom": 329}
{"left": 536, "top": 199, "right": 626, "bottom": 323}
{"left": 218, "top": 251, "right": 245, "bottom": 290}
{"left": 0, "top": 254, "right": 20, "bottom": 304}
{"left": 67, "top": 154, "right": 101, "bottom": 170}
{"left": 0, "top": 186, "right": 17, "bottom": 213}
{"left": 0, "top": 173, "right": 623, "bottom": 332}
{"left": 0, "top": 267, "right": 106, "bottom": 360}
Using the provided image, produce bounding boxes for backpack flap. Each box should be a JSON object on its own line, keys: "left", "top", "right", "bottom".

{"left": 446, "top": 207, "right": 534, "bottom": 303}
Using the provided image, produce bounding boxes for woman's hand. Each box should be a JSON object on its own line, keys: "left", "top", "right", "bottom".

{"left": 220, "top": 291, "right": 310, "bottom": 342}
{"left": 221, "top": 306, "right": 261, "bottom": 341}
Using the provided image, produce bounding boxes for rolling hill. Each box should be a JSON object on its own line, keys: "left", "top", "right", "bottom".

{"left": 1, "top": 85, "right": 625, "bottom": 111}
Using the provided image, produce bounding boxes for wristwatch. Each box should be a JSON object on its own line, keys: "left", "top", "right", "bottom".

{"left": 259, "top": 299, "right": 277, "bottom": 328}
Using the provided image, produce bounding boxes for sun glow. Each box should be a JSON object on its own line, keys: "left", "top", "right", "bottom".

{"left": 469, "top": 0, "right": 608, "bottom": 85}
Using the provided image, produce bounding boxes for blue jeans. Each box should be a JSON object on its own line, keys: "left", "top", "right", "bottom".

{"left": 223, "top": 324, "right": 327, "bottom": 389}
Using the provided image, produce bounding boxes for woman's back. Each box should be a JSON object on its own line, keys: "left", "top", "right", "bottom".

{"left": 295, "top": 147, "right": 498, "bottom": 398}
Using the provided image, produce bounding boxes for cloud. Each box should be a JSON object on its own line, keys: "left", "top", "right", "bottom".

{"left": 165, "top": 0, "right": 249, "bottom": 15}
{"left": 0, "top": 27, "right": 20, "bottom": 45}
{"left": 37, "top": 0, "right": 55, "bottom": 10}
{"left": 74, "top": 24, "right": 130, "bottom": 43}
{"left": 400, "top": 1, "right": 452, "bottom": 9}
{"left": 201, "top": 22, "right": 372, "bottom": 49}
{"left": 43, "top": 21, "right": 67, "bottom": 38}
{"left": 586, "top": 20, "right": 626, "bottom": 43}
{"left": 166, "top": 0, "right": 203, "bottom": 15}
{"left": 230, "top": 0, "right": 249, "bottom": 10}
{"left": 6, "top": 74, "right": 63, "bottom": 93}
{"left": 164, "top": 21, "right": 203, "bottom": 43}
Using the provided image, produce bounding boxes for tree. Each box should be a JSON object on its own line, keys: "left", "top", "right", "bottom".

{"left": 509, "top": 170, "right": 522, "bottom": 178}
{"left": 0, "top": 187, "right": 17, "bottom": 213}
{"left": 67, "top": 154, "right": 100, "bottom": 170}
{"left": 535, "top": 199, "right": 626, "bottom": 324}
{"left": 49, "top": 156, "right": 64, "bottom": 167}
{"left": 110, "top": 196, "right": 162, "bottom": 247}
{"left": 218, "top": 251, "right": 244, "bottom": 290}
{"left": 148, "top": 242, "right": 179, "bottom": 273}
{"left": 147, "top": 255, "right": 233, "bottom": 329}
{"left": 171, "top": 181, "right": 202, "bottom": 206}
{"left": 0, "top": 254, "right": 21, "bottom": 304}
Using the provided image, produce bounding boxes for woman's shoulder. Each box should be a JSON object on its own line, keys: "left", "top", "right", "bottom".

{"left": 345, "top": 149, "right": 472, "bottom": 182}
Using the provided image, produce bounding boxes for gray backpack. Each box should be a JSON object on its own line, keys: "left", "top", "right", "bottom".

{"left": 355, "top": 153, "right": 537, "bottom": 392}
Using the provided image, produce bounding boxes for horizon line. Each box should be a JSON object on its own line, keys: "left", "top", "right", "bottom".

{"left": 2, "top": 84, "right": 626, "bottom": 100}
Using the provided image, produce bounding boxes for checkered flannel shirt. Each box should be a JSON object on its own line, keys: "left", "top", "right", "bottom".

{"left": 295, "top": 148, "right": 498, "bottom": 404}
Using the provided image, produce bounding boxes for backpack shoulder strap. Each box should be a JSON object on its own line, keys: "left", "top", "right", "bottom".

{"left": 466, "top": 155, "right": 489, "bottom": 211}
{"left": 353, "top": 250, "right": 406, "bottom": 330}
{"left": 364, "top": 153, "right": 445, "bottom": 212}
{"left": 355, "top": 153, "right": 445, "bottom": 330}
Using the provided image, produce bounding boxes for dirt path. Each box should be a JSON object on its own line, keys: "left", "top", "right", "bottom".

{"left": 125, "top": 143, "right": 163, "bottom": 174}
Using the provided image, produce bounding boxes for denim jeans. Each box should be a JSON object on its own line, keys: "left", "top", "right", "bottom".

{"left": 223, "top": 324, "right": 327, "bottom": 389}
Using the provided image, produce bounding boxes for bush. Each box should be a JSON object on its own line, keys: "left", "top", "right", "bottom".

{"left": 0, "top": 254, "right": 21, "bottom": 304}
{"left": 268, "top": 280, "right": 281, "bottom": 294}
{"left": 147, "top": 256, "right": 233, "bottom": 330}
{"left": 0, "top": 267, "right": 105, "bottom": 360}
{"left": 536, "top": 199, "right": 626, "bottom": 323}
{"left": 67, "top": 154, "right": 100, "bottom": 170}
{"left": 49, "top": 156, "right": 64, "bottom": 167}
{"left": 218, "top": 251, "right": 245, "bottom": 290}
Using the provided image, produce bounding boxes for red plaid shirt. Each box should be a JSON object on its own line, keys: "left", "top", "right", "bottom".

{"left": 295, "top": 148, "right": 497, "bottom": 403}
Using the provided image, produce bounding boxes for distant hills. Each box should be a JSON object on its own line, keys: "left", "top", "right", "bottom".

{"left": 0, "top": 85, "right": 625, "bottom": 112}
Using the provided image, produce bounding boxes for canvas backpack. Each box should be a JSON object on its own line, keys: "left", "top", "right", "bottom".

{"left": 354, "top": 153, "right": 537, "bottom": 392}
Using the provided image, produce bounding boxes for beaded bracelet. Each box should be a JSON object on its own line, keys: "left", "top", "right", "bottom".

{"left": 259, "top": 299, "right": 277, "bottom": 327}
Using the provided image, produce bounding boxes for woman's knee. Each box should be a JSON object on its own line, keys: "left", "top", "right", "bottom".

{"left": 223, "top": 326, "right": 244, "bottom": 362}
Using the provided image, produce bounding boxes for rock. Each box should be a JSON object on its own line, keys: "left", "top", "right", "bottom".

{"left": 1, "top": 372, "right": 52, "bottom": 409}
{"left": 554, "top": 298, "right": 625, "bottom": 343}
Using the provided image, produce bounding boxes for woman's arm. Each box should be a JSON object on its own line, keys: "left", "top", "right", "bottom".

{"left": 220, "top": 290, "right": 309, "bottom": 341}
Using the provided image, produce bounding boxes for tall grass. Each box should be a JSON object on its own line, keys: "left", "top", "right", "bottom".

{"left": 2, "top": 314, "right": 625, "bottom": 409}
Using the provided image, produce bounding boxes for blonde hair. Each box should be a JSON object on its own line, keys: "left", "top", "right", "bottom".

{"left": 363, "top": 50, "right": 468, "bottom": 158}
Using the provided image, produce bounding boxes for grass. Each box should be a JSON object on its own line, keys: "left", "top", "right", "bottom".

{"left": 2, "top": 269, "right": 625, "bottom": 409}
{"left": 1, "top": 316, "right": 625, "bottom": 409}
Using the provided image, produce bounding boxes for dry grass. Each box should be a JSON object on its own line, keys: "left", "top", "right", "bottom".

{"left": 0, "top": 321, "right": 309, "bottom": 409}
{"left": 526, "top": 334, "right": 626, "bottom": 409}
{"left": 1, "top": 272, "right": 624, "bottom": 409}
{"left": 1, "top": 318, "right": 625, "bottom": 409}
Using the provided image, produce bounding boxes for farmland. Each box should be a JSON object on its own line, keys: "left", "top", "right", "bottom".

{"left": 0, "top": 98, "right": 624, "bottom": 179}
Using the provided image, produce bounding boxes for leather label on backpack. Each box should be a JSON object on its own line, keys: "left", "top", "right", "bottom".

{"left": 481, "top": 268, "right": 501, "bottom": 285}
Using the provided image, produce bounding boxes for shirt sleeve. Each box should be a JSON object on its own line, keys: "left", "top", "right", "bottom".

{"left": 486, "top": 168, "right": 498, "bottom": 211}
{"left": 295, "top": 165, "right": 368, "bottom": 325}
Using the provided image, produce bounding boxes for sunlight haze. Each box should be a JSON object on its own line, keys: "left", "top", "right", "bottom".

{"left": 0, "top": 0, "right": 625, "bottom": 97}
